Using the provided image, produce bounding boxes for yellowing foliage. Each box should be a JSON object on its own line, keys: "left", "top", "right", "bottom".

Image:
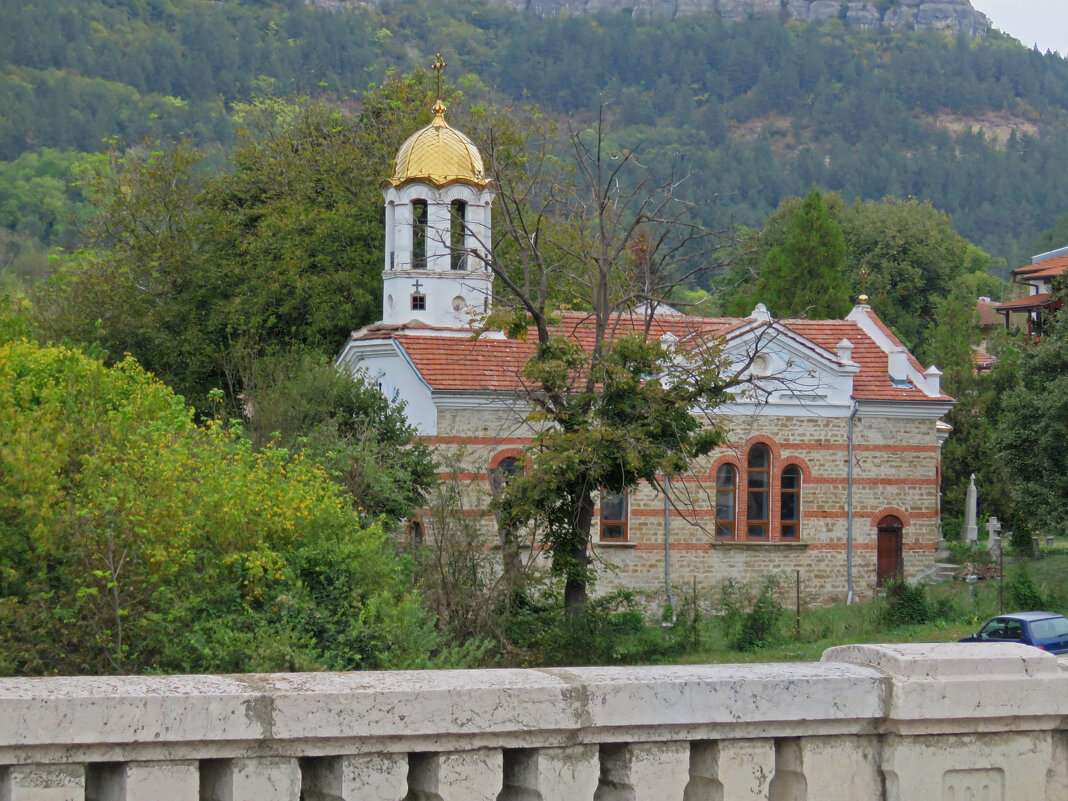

{"left": 0, "top": 341, "right": 459, "bottom": 675}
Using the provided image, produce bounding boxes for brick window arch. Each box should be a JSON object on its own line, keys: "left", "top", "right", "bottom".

{"left": 715, "top": 463, "right": 737, "bottom": 539}
{"left": 409, "top": 519, "right": 424, "bottom": 546}
{"left": 746, "top": 443, "right": 770, "bottom": 539}
{"left": 780, "top": 464, "right": 802, "bottom": 540}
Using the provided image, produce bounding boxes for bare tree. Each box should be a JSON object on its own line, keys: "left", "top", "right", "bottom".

{"left": 458, "top": 103, "right": 745, "bottom": 618}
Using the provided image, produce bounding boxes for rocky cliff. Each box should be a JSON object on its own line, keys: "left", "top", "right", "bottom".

{"left": 490, "top": 0, "right": 990, "bottom": 36}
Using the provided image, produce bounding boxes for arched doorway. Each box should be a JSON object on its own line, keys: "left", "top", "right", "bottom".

{"left": 876, "top": 515, "right": 904, "bottom": 587}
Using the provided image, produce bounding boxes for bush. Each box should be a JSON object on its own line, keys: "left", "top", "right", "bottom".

{"left": 945, "top": 542, "right": 993, "bottom": 566}
{"left": 718, "top": 576, "right": 784, "bottom": 652}
{"left": 1008, "top": 568, "right": 1047, "bottom": 611}
{"left": 505, "top": 590, "right": 680, "bottom": 666}
{"left": 881, "top": 579, "right": 930, "bottom": 626}
{"left": 941, "top": 516, "right": 962, "bottom": 542}
{"left": 1009, "top": 524, "right": 1034, "bottom": 554}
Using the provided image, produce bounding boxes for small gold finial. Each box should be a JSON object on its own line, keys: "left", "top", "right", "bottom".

{"left": 431, "top": 53, "right": 447, "bottom": 101}
{"left": 858, "top": 294, "right": 869, "bottom": 305}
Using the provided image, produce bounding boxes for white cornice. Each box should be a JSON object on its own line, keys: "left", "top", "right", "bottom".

{"left": 856, "top": 399, "right": 955, "bottom": 420}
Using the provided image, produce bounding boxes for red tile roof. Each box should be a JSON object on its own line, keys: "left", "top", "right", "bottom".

{"left": 994, "top": 293, "right": 1051, "bottom": 312}
{"left": 349, "top": 309, "right": 947, "bottom": 403}
{"left": 1012, "top": 255, "right": 1068, "bottom": 280}
{"left": 976, "top": 298, "right": 1001, "bottom": 328}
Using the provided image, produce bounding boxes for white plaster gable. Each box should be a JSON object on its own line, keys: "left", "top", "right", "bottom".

{"left": 714, "top": 320, "right": 859, "bottom": 415}
{"left": 336, "top": 336, "right": 439, "bottom": 435}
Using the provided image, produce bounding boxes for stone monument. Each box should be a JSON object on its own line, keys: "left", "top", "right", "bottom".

{"left": 986, "top": 516, "right": 1001, "bottom": 554}
{"left": 962, "top": 474, "right": 978, "bottom": 544}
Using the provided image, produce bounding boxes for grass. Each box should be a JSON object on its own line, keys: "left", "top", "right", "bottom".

{"left": 667, "top": 550, "right": 1068, "bottom": 665}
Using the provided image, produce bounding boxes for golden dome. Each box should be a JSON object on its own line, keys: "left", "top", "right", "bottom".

{"left": 390, "top": 101, "right": 489, "bottom": 188}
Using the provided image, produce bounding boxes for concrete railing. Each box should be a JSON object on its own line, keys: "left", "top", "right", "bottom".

{"left": 1, "top": 643, "right": 1066, "bottom": 801}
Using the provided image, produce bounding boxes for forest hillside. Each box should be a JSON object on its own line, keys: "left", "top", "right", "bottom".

{"left": 4, "top": 0, "right": 1068, "bottom": 282}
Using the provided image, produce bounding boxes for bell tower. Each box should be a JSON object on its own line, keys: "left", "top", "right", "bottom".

{"left": 382, "top": 55, "right": 494, "bottom": 327}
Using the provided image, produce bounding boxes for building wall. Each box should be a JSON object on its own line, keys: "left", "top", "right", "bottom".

{"left": 420, "top": 406, "right": 942, "bottom": 606}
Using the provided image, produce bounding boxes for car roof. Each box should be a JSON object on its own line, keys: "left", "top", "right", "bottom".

{"left": 996, "top": 611, "right": 1064, "bottom": 622}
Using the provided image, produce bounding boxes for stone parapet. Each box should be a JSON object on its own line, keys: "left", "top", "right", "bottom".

{"left": 1, "top": 644, "right": 1066, "bottom": 799}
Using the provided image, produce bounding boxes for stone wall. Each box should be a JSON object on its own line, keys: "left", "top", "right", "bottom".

{"left": 1, "top": 643, "right": 1065, "bottom": 800}
{"left": 422, "top": 407, "right": 942, "bottom": 605}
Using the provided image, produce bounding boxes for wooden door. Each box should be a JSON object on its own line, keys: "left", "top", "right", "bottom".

{"left": 876, "top": 515, "right": 904, "bottom": 587}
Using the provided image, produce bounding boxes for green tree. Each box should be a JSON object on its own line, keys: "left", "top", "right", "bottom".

{"left": 924, "top": 295, "right": 1020, "bottom": 529}
{"left": 33, "top": 74, "right": 443, "bottom": 413}
{"left": 486, "top": 110, "right": 737, "bottom": 617}
{"left": 238, "top": 347, "right": 437, "bottom": 520}
{"left": 997, "top": 287, "right": 1068, "bottom": 532}
{"left": 0, "top": 340, "right": 460, "bottom": 675}
{"left": 755, "top": 187, "right": 851, "bottom": 319}
{"left": 841, "top": 197, "right": 999, "bottom": 348}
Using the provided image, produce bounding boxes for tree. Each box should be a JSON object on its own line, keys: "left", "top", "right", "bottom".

{"left": 32, "top": 73, "right": 444, "bottom": 414}
{"left": 997, "top": 286, "right": 1068, "bottom": 532}
{"left": 0, "top": 339, "right": 462, "bottom": 675}
{"left": 238, "top": 347, "right": 437, "bottom": 520}
{"left": 754, "top": 187, "right": 851, "bottom": 319}
{"left": 923, "top": 295, "right": 1019, "bottom": 529}
{"left": 840, "top": 196, "right": 999, "bottom": 349}
{"left": 719, "top": 192, "right": 1001, "bottom": 352}
{"left": 479, "top": 107, "right": 738, "bottom": 617}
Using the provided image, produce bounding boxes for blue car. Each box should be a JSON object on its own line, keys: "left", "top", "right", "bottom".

{"left": 959, "top": 611, "right": 1068, "bottom": 655}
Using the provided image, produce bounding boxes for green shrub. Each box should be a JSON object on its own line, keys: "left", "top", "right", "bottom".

{"left": 945, "top": 542, "right": 993, "bottom": 566}
{"left": 1008, "top": 568, "right": 1047, "bottom": 611}
{"left": 941, "top": 516, "right": 962, "bottom": 542}
{"left": 505, "top": 589, "right": 680, "bottom": 666}
{"left": 881, "top": 580, "right": 930, "bottom": 626}
{"left": 1009, "top": 525, "right": 1034, "bottom": 554}
{"left": 718, "top": 576, "right": 783, "bottom": 652}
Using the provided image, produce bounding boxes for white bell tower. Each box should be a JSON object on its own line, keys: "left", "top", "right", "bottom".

{"left": 382, "top": 56, "right": 494, "bottom": 328}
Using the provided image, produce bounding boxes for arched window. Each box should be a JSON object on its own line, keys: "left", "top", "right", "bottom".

{"left": 411, "top": 199, "right": 428, "bottom": 269}
{"left": 496, "top": 456, "right": 522, "bottom": 481}
{"left": 780, "top": 465, "right": 801, "bottom": 539}
{"left": 746, "top": 444, "right": 770, "bottom": 539}
{"left": 409, "top": 520, "right": 424, "bottom": 546}
{"left": 715, "top": 464, "right": 737, "bottom": 539}
{"left": 450, "top": 199, "right": 467, "bottom": 270}
{"left": 600, "top": 491, "right": 628, "bottom": 542}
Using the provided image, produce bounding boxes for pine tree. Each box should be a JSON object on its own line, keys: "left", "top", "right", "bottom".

{"left": 757, "top": 187, "right": 851, "bottom": 319}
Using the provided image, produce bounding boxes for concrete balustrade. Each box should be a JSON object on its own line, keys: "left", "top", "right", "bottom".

{"left": 0, "top": 643, "right": 1065, "bottom": 801}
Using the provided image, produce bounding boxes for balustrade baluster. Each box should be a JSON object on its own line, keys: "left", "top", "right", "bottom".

{"left": 497, "top": 745, "right": 599, "bottom": 801}
{"left": 300, "top": 754, "right": 407, "bottom": 801}
{"left": 200, "top": 757, "right": 300, "bottom": 801}
{"left": 1, "top": 764, "right": 84, "bottom": 801}
{"left": 592, "top": 742, "right": 689, "bottom": 801}
{"left": 406, "top": 749, "right": 502, "bottom": 801}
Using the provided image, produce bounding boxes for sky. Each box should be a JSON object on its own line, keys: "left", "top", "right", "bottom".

{"left": 971, "top": 0, "right": 1068, "bottom": 57}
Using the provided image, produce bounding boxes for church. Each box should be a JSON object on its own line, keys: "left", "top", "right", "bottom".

{"left": 337, "top": 89, "right": 954, "bottom": 605}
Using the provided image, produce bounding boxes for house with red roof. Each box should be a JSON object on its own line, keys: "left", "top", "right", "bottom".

{"left": 337, "top": 99, "right": 954, "bottom": 604}
{"left": 995, "top": 246, "right": 1068, "bottom": 336}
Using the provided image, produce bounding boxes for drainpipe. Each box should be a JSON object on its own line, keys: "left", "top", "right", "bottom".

{"left": 664, "top": 476, "right": 675, "bottom": 615}
{"left": 847, "top": 401, "right": 859, "bottom": 605}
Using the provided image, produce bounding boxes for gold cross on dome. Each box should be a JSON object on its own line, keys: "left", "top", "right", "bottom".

{"left": 432, "top": 53, "right": 447, "bottom": 100}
